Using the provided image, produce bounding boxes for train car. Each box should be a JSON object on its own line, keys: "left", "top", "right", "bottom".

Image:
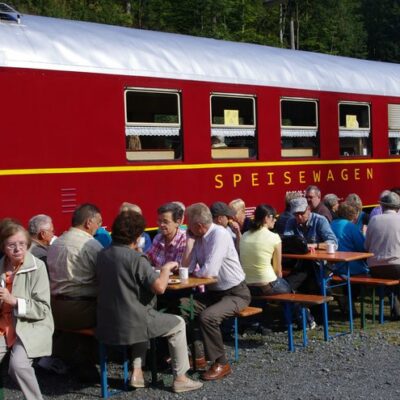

{"left": 1, "top": 4, "right": 400, "bottom": 231}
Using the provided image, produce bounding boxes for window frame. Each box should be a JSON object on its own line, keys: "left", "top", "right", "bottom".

{"left": 280, "top": 97, "right": 319, "bottom": 130}
{"left": 124, "top": 87, "right": 181, "bottom": 128}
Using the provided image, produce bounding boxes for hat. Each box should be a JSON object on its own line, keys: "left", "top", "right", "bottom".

{"left": 210, "top": 202, "right": 236, "bottom": 218}
{"left": 290, "top": 197, "right": 308, "bottom": 214}
{"left": 380, "top": 192, "right": 400, "bottom": 209}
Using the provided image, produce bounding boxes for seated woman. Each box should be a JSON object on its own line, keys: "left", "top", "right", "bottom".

{"left": 330, "top": 202, "right": 369, "bottom": 275}
{"left": 0, "top": 220, "right": 53, "bottom": 400}
{"left": 239, "top": 204, "right": 294, "bottom": 331}
{"left": 146, "top": 202, "right": 186, "bottom": 268}
{"left": 95, "top": 210, "right": 202, "bottom": 393}
{"left": 239, "top": 204, "right": 291, "bottom": 296}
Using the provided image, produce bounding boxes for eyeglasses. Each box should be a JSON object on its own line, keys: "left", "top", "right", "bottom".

{"left": 5, "top": 241, "right": 28, "bottom": 251}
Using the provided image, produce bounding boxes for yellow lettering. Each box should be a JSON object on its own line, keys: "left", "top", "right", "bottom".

{"left": 299, "top": 171, "right": 306, "bottom": 184}
{"left": 341, "top": 169, "right": 348, "bottom": 181}
{"left": 233, "top": 174, "right": 242, "bottom": 188}
{"left": 267, "top": 172, "right": 275, "bottom": 186}
{"left": 214, "top": 174, "right": 224, "bottom": 189}
{"left": 327, "top": 169, "right": 335, "bottom": 181}
{"left": 366, "top": 168, "right": 373, "bottom": 179}
{"left": 312, "top": 170, "right": 321, "bottom": 182}
{"left": 251, "top": 173, "right": 259, "bottom": 187}
{"left": 354, "top": 168, "right": 360, "bottom": 180}
{"left": 283, "top": 171, "right": 292, "bottom": 185}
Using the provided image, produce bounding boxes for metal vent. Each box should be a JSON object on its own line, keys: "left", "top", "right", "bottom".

{"left": 0, "top": 3, "right": 21, "bottom": 24}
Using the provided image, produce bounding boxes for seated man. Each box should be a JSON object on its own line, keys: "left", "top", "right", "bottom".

{"left": 305, "top": 185, "right": 332, "bottom": 222}
{"left": 182, "top": 203, "right": 251, "bottom": 380}
{"left": 283, "top": 197, "right": 338, "bottom": 294}
{"left": 47, "top": 203, "right": 103, "bottom": 381}
{"left": 28, "top": 214, "right": 55, "bottom": 267}
{"left": 365, "top": 191, "right": 400, "bottom": 319}
{"left": 229, "top": 198, "right": 251, "bottom": 233}
{"left": 210, "top": 201, "right": 241, "bottom": 253}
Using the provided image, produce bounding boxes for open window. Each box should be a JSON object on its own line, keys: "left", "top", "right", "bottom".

{"left": 388, "top": 104, "right": 400, "bottom": 156}
{"left": 210, "top": 94, "right": 256, "bottom": 159}
{"left": 280, "top": 98, "right": 319, "bottom": 157}
{"left": 125, "top": 89, "right": 182, "bottom": 161}
{"left": 339, "top": 102, "right": 371, "bottom": 157}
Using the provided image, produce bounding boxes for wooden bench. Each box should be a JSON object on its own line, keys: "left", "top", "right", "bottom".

{"left": 253, "top": 294, "right": 333, "bottom": 352}
{"left": 233, "top": 306, "right": 263, "bottom": 361}
{"left": 330, "top": 275, "right": 400, "bottom": 328}
{"left": 57, "top": 327, "right": 129, "bottom": 399}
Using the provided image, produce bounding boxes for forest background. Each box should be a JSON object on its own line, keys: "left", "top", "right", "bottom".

{"left": 7, "top": 0, "right": 400, "bottom": 63}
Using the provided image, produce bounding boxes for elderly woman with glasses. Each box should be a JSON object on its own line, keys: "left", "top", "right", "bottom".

{"left": 0, "top": 220, "right": 53, "bottom": 400}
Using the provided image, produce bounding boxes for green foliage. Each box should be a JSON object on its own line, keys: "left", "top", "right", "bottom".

{"left": 6, "top": 0, "right": 400, "bottom": 62}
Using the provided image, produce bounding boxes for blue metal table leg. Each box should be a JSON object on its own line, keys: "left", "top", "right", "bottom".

{"left": 345, "top": 263, "right": 354, "bottom": 334}
{"left": 320, "top": 265, "right": 330, "bottom": 341}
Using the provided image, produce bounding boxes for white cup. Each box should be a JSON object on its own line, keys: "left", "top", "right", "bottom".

{"left": 179, "top": 267, "right": 189, "bottom": 282}
{"left": 326, "top": 243, "right": 335, "bottom": 254}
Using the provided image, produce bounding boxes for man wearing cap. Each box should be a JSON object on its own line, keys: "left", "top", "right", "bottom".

{"left": 283, "top": 197, "right": 337, "bottom": 299}
{"left": 365, "top": 191, "right": 400, "bottom": 319}
{"left": 181, "top": 203, "right": 251, "bottom": 380}
{"left": 210, "top": 201, "right": 241, "bottom": 253}
{"left": 305, "top": 185, "right": 333, "bottom": 222}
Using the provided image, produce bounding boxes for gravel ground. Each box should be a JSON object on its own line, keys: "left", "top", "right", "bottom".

{"left": 2, "top": 313, "right": 400, "bottom": 400}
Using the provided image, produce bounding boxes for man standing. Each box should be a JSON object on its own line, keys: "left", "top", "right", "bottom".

{"left": 47, "top": 203, "right": 103, "bottom": 381}
{"left": 28, "top": 214, "right": 55, "bottom": 267}
{"left": 365, "top": 192, "right": 400, "bottom": 319}
{"left": 305, "top": 185, "right": 332, "bottom": 222}
{"left": 183, "top": 203, "right": 250, "bottom": 380}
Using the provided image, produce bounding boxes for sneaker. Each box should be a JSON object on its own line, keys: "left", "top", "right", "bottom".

{"left": 309, "top": 320, "right": 317, "bottom": 330}
{"left": 172, "top": 377, "right": 203, "bottom": 393}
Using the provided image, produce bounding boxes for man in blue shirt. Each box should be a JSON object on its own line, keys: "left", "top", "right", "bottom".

{"left": 283, "top": 197, "right": 338, "bottom": 292}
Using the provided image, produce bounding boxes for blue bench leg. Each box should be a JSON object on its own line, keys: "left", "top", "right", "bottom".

{"left": 301, "top": 307, "right": 307, "bottom": 347}
{"left": 378, "top": 286, "right": 385, "bottom": 324}
{"left": 284, "top": 303, "right": 294, "bottom": 352}
{"left": 234, "top": 316, "right": 239, "bottom": 362}
{"left": 122, "top": 346, "right": 129, "bottom": 390}
{"left": 99, "top": 343, "right": 108, "bottom": 399}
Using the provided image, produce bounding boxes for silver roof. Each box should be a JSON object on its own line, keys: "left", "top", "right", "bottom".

{"left": 1, "top": 14, "right": 400, "bottom": 97}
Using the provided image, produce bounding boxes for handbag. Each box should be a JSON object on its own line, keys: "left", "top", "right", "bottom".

{"left": 281, "top": 235, "right": 309, "bottom": 254}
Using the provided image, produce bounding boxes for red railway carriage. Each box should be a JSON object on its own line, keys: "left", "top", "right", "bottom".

{"left": 1, "top": 6, "right": 400, "bottom": 231}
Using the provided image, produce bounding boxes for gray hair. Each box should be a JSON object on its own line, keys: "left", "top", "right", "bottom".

{"left": 229, "top": 198, "right": 245, "bottom": 212}
{"left": 186, "top": 203, "right": 213, "bottom": 225}
{"left": 119, "top": 202, "right": 142, "bottom": 214}
{"left": 323, "top": 193, "right": 339, "bottom": 209}
{"left": 305, "top": 185, "right": 321, "bottom": 196}
{"left": 28, "top": 214, "right": 52, "bottom": 236}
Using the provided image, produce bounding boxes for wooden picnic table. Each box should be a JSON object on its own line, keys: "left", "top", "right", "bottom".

{"left": 283, "top": 250, "right": 374, "bottom": 340}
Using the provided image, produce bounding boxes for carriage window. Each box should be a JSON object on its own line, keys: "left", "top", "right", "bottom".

{"left": 210, "top": 94, "right": 256, "bottom": 159}
{"left": 281, "top": 99, "right": 319, "bottom": 157}
{"left": 125, "top": 89, "right": 181, "bottom": 161}
{"left": 388, "top": 104, "right": 400, "bottom": 156}
{"left": 339, "top": 102, "right": 370, "bottom": 157}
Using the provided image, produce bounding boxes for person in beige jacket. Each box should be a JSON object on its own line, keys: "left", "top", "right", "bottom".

{"left": 0, "top": 220, "right": 53, "bottom": 400}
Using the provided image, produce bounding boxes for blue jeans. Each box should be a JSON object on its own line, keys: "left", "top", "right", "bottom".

{"left": 248, "top": 277, "right": 291, "bottom": 296}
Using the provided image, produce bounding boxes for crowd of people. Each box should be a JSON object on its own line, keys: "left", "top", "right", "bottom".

{"left": 0, "top": 186, "right": 400, "bottom": 399}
